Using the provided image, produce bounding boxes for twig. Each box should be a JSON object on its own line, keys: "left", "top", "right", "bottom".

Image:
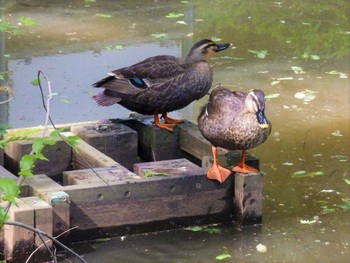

{"left": 302, "top": 128, "right": 311, "bottom": 150}
{"left": 5, "top": 221, "right": 87, "bottom": 263}
{"left": 26, "top": 226, "right": 78, "bottom": 263}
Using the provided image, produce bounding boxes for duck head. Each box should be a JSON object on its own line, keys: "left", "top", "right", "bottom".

{"left": 186, "top": 39, "right": 232, "bottom": 62}
{"left": 245, "top": 90, "right": 270, "bottom": 129}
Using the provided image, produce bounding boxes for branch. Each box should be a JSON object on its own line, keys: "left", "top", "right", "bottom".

{"left": 4, "top": 221, "right": 87, "bottom": 263}
{"left": 26, "top": 226, "right": 78, "bottom": 263}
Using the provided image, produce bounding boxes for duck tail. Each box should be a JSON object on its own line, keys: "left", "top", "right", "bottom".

{"left": 93, "top": 90, "right": 121, "bottom": 106}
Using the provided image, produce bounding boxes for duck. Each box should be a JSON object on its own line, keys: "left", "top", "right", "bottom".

{"left": 93, "top": 39, "right": 232, "bottom": 131}
{"left": 198, "top": 84, "right": 271, "bottom": 183}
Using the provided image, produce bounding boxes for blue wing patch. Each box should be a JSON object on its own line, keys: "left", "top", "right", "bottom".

{"left": 129, "top": 77, "right": 148, "bottom": 89}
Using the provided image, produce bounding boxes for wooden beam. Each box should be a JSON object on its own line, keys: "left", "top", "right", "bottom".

{"left": 233, "top": 172, "right": 263, "bottom": 228}
{"left": 63, "top": 166, "right": 140, "bottom": 186}
{"left": 71, "top": 123, "right": 138, "bottom": 170}
{"left": 60, "top": 131, "right": 121, "bottom": 169}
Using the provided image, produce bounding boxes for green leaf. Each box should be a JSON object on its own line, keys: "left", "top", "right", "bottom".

{"left": 32, "top": 138, "right": 45, "bottom": 153}
{"left": 0, "top": 178, "right": 20, "bottom": 204}
{"left": 248, "top": 49, "right": 268, "bottom": 58}
{"left": 18, "top": 16, "right": 39, "bottom": 27}
{"left": 0, "top": 207, "right": 9, "bottom": 224}
{"left": 143, "top": 171, "right": 168, "bottom": 177}
{"left": 211, "top": 37, "right": 222, "bottom": 42}
{"left": 344, "top": 179, "right": 350, "bottom": 185}
{"left": 115, "top": 44, "right": 124, "bottom": 50}
{"left": 35, "top": 152, "right": 49, "bottom": 161}
{"left": 292, "top": 171, "right": 324, "bottom": 178}
{"left": 31, "top": 78, "right": 39, "bottom": 86}
{"left": 49, "top": 129, "right": 64, "bottom": 139}
{"left": 19, "top": 154, "right": 36, "bottom": 177}
{"left": 151, "top": 33, "right": 167, "bottom": 39}
{"left": 321, "top": 205, "right": 336, "bottom": 214}
{"left": 215, "top": 253, "right": 231, "bottom": 260}
{"left": 204, "top": 227, "right": 221, "bottom": 234}
{"left": 65, "top": 135, "right": 80, "bottom": 148}
{"left": 188, "top": 226, "right": 203, "bottom": 232}
{"left": 165, "top": 12, "right": 184, "bottom": 18}
{"left": 265, "top": 93, "right": 280, "bottom": 99}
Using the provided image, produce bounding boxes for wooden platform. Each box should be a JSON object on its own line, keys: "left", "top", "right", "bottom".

{"left": 0, "top": 117, "right": 263, "bottom": 262}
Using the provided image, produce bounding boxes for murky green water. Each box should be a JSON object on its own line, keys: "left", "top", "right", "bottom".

{"left": 1, "top": 0, "right": 349, "bottom": 262}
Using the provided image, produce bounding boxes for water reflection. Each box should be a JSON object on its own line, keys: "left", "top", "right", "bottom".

{"left": 1, "top": 0, "right": 349, "bottom": 262}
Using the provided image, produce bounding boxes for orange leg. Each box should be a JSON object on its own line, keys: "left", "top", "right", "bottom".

{"left": 153, "top": 114, "right": 175, "bottom": 132}
{"left": 232, "top": 150, "right": 259, "bottom": 173}
{"left": 207, "top": 146, "right": 231, "bottom": 183}
{"left": 161, "top": 113, "right": 184, "bottom": 124}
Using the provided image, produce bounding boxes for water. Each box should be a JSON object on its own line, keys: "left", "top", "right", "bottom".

{"left": 1, "top": 1, "right": 349, "bottom": 262}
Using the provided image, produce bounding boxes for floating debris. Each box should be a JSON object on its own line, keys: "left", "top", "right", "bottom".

{"left": 282, "top": 162, "right": 294, "bottom": 166}
{"left": 291, "top": 66, "right": 305, "bottom": 74}
{"left": 256, "top": 243, "right": 267, "bottom": 253}
{"left": 294, "top": 89, "right": 317, "bottom": 104}
{"left": 165, "top": 12, "right": 184, "bottom": 18}
{"left": 331, "top": 130, "right": 343, "bottom": 137}
{"left": 300, "top": 216, "right": 319, "bottom": 225}
{"left": 291, "top": 171, "right": 324, "bottom": 178}
{"left": 248, "top": 49, "right": 268, "bottom": 59}
{"left": 325, "top": 70, "right": 348, "bottom": 79}
{"left": 265, "top": 93, "right": 280, "bottom": 99}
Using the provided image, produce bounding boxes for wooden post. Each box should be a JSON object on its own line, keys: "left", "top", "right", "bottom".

{"left": 26, "top": 174, "right": 70, "bottom": 239}
{"left": 121, "top": 117, "right": 189, "bottom": 161}
{"left": 233, "top": 172, "right": 263, "bottom": 228}
{"left": 3, "top": 199, "right": 34, "bottom": 263}
{"left": 4, "top": 138, "right": 71, "bottom": 180}
{"left": 71, "top": 123, "right": 138, "bottom": 170}
{"left": 22, "top": 196, "right": 53, "bottom": 262}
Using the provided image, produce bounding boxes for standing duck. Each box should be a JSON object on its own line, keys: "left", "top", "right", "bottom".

{"left": 93, "top": 39, "right": 232, "bottom": 131}
{"left": 198, "top": 84, "right": 271, "bottom": 183}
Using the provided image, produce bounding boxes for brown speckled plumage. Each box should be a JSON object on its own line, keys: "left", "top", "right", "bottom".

{"left": 198, "top": 84, "right": 271, "bottom": 152}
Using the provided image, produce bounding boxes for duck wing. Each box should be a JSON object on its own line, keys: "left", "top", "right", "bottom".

{"left": 206, "top": 87, "right": 247, "bottom": 120}
{"left": 93, "top": 55, "right": 186, "bottom": 94}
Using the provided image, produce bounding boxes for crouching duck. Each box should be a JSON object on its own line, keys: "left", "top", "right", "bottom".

{"left": 198, "top": 84, "right": 271, "bottom": 183}
{"left": 93, "top": 39, "right": 232, "bottom": 131}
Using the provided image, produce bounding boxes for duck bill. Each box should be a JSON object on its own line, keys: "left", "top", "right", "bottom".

{"left": 256, "top": 110, "right": 269, "bottom": 129}
{"left": 215, "top": 43, "right": 232, "bottom": 52}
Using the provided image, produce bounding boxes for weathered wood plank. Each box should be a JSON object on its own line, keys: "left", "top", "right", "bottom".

{"left": 60, "top": 131, "right": 120, "bottom": 169}
{"left": 134, "top": 158, "right": 204, "bottom": 178}
{"left": 4, "top": 198, "right": 34, "bottom": 263}
{"left": 31, "top": 161, "right": 233, "bottom": 233}
{"left": 63, "top": 166, "right": 140, "bottom": 186}
{"left": 71, "top": 123, "right": 138, "bottom": 170}
{"left": 233, "top": 172, "right": 263, "bottom": 228}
